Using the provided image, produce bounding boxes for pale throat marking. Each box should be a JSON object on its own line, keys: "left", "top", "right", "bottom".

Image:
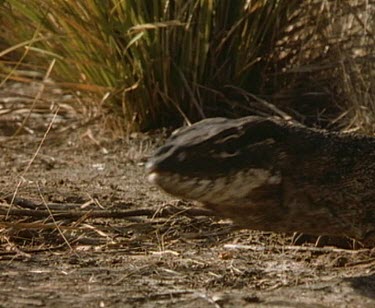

{"left": 149, "top": 168, "right": 282, "bottom": 206}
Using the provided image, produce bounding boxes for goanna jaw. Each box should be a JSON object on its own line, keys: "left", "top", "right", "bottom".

{"left": 147, "top": 161, "right": 281, "bottom": 207}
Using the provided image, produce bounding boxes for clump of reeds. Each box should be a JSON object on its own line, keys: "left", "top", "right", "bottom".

{"left": 0, "top": 1, "right": 374, "bottom": 132}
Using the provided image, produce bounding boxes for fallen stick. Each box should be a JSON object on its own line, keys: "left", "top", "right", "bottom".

{"left": 0, "top": 207, "right": 214, "bottom": 220}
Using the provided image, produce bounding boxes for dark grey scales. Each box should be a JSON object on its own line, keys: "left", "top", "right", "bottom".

{"left": 146, "top": 116, "right": 375, "bottom": 247}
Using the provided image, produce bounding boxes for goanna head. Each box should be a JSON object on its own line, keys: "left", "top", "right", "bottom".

{"left": 146, "top": 116, "right": 286, "bottom": 203}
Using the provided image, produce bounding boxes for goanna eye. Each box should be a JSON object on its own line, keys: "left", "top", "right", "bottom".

{"left": 217, "top": 138, "right": 241, "bottom": 158}
{"left": 212, "top": 142, "right": 241, "bottom": 158}
{"left": 219, "top": 149, "right": 240, "bottom": 158}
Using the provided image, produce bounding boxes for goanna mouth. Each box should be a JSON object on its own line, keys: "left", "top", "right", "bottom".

{"left": 147, "top": 171, "right": 159, "bottom": 184}
{"left": 145, "top": 160, "right": 169, "bottom": 185}
{"left": 145, "top": 159, "right": 161, "bottom": 173}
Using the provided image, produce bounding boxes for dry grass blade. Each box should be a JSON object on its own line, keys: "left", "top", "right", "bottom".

{"left": 6, "top": 62, "right": 59, "bottom": 219}
{"left": 0, "top": 194, "right": 225, "bottom": 256}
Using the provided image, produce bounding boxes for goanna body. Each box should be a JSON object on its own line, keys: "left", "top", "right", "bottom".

{"left": 147, "top": 116, "right": 375, "bottom": 246}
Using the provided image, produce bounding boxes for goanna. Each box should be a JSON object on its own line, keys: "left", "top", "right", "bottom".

{"left": 147, "top": 116, "right": 375, "bottom": 247}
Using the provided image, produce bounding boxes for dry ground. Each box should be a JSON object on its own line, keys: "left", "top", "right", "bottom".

{"left": 0, "top": 82, "right": 375, "bottom": 307}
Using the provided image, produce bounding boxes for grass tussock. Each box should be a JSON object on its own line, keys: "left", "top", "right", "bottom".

{"left": 0, "top": 0, "right": 374, "bottom": 132}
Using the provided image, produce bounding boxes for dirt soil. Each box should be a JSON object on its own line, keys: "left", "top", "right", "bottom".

{"left": 1, "top": 82, "right": 375, "bottom": 307}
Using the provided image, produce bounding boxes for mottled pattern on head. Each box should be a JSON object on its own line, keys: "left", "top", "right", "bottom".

{"left": 146, "top": 116, "right": 286, "bottom": 203}
{"left": 148, "top": 116, "right": 287, "bottom": 176}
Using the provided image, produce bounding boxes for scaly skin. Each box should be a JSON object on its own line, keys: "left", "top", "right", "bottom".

{"left": 146, "top": 116, "right": 375, "bottom": 246}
